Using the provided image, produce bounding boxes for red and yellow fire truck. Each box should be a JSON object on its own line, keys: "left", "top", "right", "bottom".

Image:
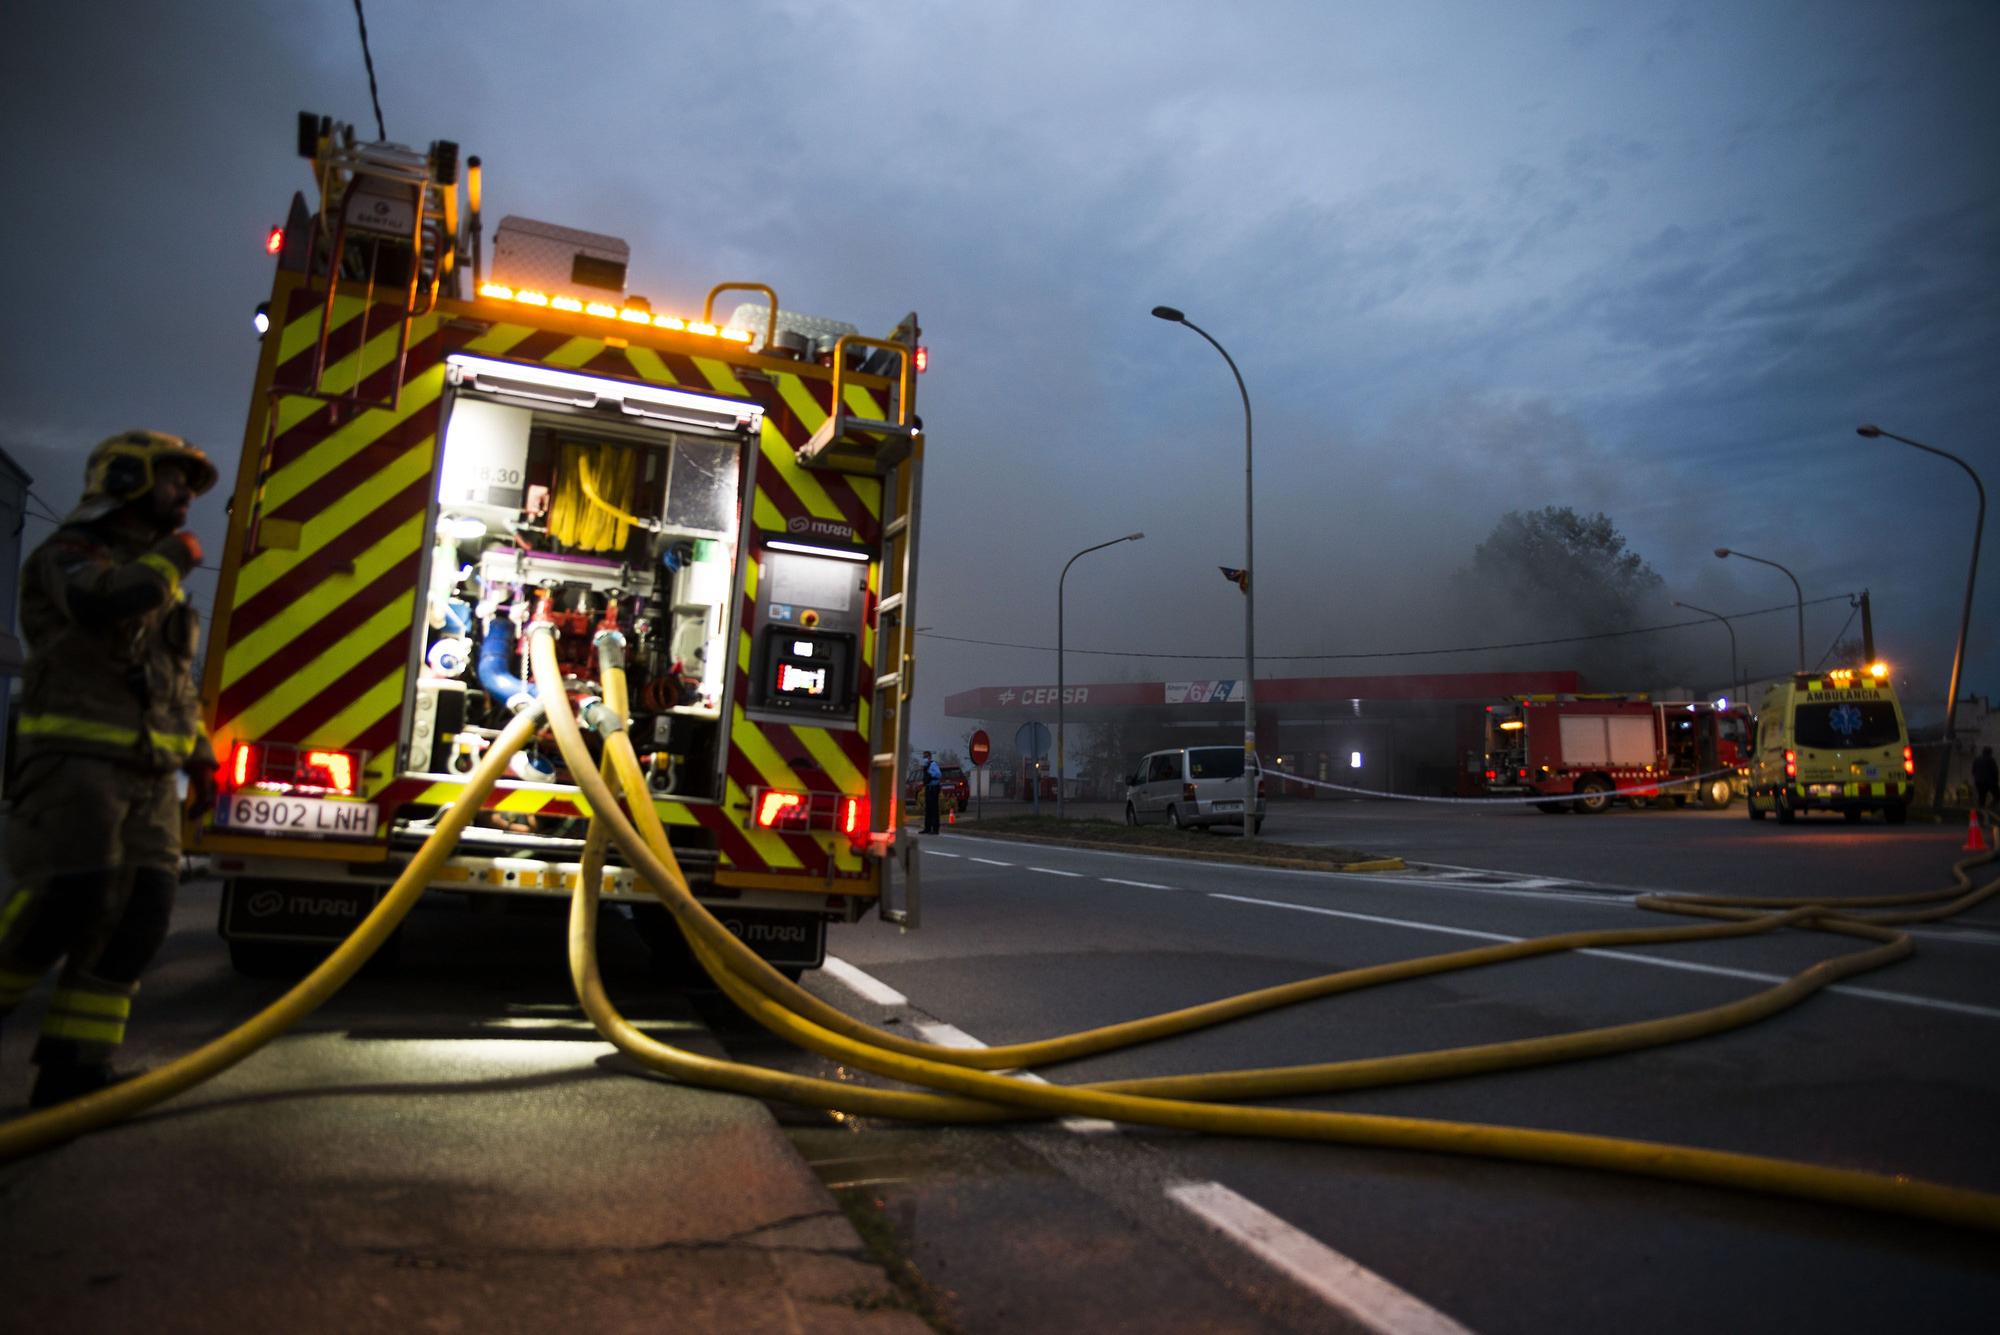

{"left": 1481, "top": 695, "right": 1750, "bottom": 813}
{"left": 194, "top": 115, "right": 925, "bottom": 974}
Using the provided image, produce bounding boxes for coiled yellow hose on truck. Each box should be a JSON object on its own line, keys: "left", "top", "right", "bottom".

{"left": 0, "top": 705, "right": 550, "bottom": 1161}
{"left": 535, "top": 627, "right": 2000, "bottom": 1231}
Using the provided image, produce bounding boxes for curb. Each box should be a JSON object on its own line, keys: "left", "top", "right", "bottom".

{"left": 936, "top": 826, "right": 1405, "bottom": 875}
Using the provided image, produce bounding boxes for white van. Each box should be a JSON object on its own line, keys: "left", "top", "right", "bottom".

{"left": 1125, "top": 746, "right": 1266, "bottom": 833}
{"left": 1746, "top": 667, "right": 1913, "bottom": 824}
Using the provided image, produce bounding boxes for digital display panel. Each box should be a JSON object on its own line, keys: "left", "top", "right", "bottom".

{"left": 768, "top": 553, "right": 855, "bottom": 612}
{"left": 776, "top": 663, "right": 828, "bottom": 697}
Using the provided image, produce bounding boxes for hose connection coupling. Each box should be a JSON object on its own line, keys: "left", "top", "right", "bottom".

{"left": 578, "top": 696, "right": 626, "bottom": 734}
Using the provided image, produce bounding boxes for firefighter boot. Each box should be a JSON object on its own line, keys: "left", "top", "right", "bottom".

{"left": 29, "top": 1058, "right": 148, "bottom": 1108}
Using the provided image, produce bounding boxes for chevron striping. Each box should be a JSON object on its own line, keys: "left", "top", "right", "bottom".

{"left": 543, "top": 336, "right": 607, "bottom": 369}
{"left": 623, "top": 345, "right": 676, "bottom": 383}
{"left": 233, "top": 445, "right": 436, "bottom": 605}
{"left": 306, "top": 669, "right": 408, "bottom": 751}
{"left": 794, "top": 726, "right": 865, "bottom": 792}
{"left": 224, "top": 594, "right": 415, "bottom": 739}
{"left": 219, "top": 514, "right": 425, "bottom": 692}
{"left": 262, "top": 370, "right": 443, "bottom": 513}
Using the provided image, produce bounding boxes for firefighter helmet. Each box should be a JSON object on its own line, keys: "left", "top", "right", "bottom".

{"left": 68, "top": 430, "right": 219, "bottom": 522}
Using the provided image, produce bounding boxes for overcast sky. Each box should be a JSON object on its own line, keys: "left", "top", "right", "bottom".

{"left": 3, "top": 1, "right": 1994, "bottom": 750}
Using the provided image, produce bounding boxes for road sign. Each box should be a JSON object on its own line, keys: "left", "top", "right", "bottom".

{"left": 1014, "top": 721, "right": 1051, "bottom": 759}
{"left": 968, "top": 729, "right": 991, "bottom": 766}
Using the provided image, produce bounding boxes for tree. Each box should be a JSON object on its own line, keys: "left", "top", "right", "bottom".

{"left": 1452, "top": 506, "right": 1689, "bottom": 689}
{"left": 1076, "top": 716, "right": 1144, "bottom": 799}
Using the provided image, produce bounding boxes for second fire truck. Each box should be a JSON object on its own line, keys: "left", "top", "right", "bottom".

{"left": 1481, "top": 695, "right": 1750, "bottom": 813}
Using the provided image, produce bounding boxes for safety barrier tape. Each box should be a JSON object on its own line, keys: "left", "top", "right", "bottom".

{"left": 1256, "top": 757, "right": 1740, "bottom": 807}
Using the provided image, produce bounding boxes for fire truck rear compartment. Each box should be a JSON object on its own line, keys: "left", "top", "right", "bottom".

{"left": 403, "top": 365, "right": 745, "bottom": 849}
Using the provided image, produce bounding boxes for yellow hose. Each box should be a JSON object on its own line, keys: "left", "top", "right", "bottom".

{"left": 0, "top": 705, "right": 548, "bottom": 1161}
{"left": 535, "top": 629, "right": 2000, "bottom": 1231}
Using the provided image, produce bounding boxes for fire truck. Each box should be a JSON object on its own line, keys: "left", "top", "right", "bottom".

{"left": 194, "top": 115, "right": 926, "bottom": 974}
{"left": 1481, "top": 695, "right": 1750, "bottom": 814}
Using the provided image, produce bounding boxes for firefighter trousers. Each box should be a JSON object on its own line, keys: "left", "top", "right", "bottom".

{"left": 1, "top": 755, "right": 181, "bottom": 1067}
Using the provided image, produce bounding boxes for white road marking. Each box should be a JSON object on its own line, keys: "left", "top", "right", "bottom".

{"left": 821, "top": 956, "right": 907, "bottom": 1006}
{"left": 1211, "top": 893, "right": 2000, "bottom": 1022}
{"left": 913, "top": 1026, "right": 1119, "bottom": 1135}
{"left": 969, "top": 857, "right": 1015, "bottom": 867}
{"left": 1102, "top": 877, "right": 1173, "bottom": 889}
{"left": 830, "top": 954, "right": 1477, "bottom": 1326}
{"left": 1167, "top": 1181, "right": 1476, "bottom": 1335}
{"left": 1028, "top": 866, "right": 1085, "bottom": 878}
{"left": 924, "top": 849, "right": 963, "bottom": 859}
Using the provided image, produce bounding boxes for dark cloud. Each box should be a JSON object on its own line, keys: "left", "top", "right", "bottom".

{"left": 2, "top": 0, "right": 1994, "bottom": 741}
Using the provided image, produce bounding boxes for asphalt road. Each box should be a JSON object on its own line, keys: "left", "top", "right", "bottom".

{"left": 754, "top": 800, "right": 2000, "bottom": 1333}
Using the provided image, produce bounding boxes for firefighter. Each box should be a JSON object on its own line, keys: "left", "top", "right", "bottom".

{"left": 0, "top": 430, "right": 218, "bottom": 1107}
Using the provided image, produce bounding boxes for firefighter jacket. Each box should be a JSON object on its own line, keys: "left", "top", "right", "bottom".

{"left": 15, "top": 517, "right": 212, "bottom": 774}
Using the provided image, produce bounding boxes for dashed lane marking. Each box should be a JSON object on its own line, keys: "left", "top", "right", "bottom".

{"left": 1102, "top": 877, "right": 1173, "bottom": 889}
{"left": 1211, "top": 893, "right": 2000, "bottom": 1022}
{"left": 969, "top": 857, "right": 1015, "bottom": 867}
{"left": 1028, "top": 867, "right": 1085, "bottom": 878}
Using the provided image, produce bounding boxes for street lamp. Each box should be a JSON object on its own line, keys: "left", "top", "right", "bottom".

{"left": 1858, "top": 424, "right": 1986, "bottom": 810}
{"left": 1152, "top": 304, "right": 1259, "bottom": 840}
{"left": 1672, "top": 600, "right": 1741, "bottom": 703}
{"left": 1058, "top": 532, "right": 1144, "bottom": 819}
{"left": 1714, "top": 547, "right": 1805, "bottom": 673}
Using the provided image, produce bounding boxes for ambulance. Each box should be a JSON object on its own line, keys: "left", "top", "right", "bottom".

{"left": 1744, "top": 665, "right": 1914, "bottom": 824}
{"left": 194, "top": 114, "right": 927, "bottom": 973}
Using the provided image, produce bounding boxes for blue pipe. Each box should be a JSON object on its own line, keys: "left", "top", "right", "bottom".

{"left": 478, "top": 619, "right": 536, "bottom": 713}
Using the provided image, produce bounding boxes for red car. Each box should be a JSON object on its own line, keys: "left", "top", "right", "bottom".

{"left": 906, "top": 764, "right": 970, "bottom": 806}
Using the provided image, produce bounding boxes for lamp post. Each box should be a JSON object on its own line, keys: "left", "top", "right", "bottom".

{"left": 1858, "top": 424, "right": 1986, "bottom": 811}
{"left": 1058, "top": 532, "right": 1144, "bottom": 820}
{"left": 1152, "top": 304, "right": 1259, "bottom": 840}
{"left": 1714, "top": 547, "right": 1804, "bottom": 673}
{"left": 1672, "top": 600, "right": 1741, "bottom": 703}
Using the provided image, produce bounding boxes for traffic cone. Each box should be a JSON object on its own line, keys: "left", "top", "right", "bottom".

{"left": 947, "top": 804, "right": 956, "bottom": 825}
{"left": 1965, "top": 810, "right": 1990, "bottom": 853}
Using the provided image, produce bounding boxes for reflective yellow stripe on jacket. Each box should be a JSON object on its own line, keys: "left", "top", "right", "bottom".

{"left": 18, "top": 713, "right": 202, "bottom": 758}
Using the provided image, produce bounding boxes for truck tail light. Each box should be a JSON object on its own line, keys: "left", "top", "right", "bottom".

{"left": 227, "top": 741, "right": 361, "bottom": 796}
{"left": 1183, "top": 782, "right": 1197, "bottom": 803}
{"left": 839, "top": 795, "right": 868, "bottom": 841}
{"left": 1784, "top": 748, "right": 1797, "bottom": 779}
{"left": 755, "top": 790, "right": 809, "bottom": 830}
{"left": 1903, "top": 745, "right": 1915, "bottom": 777}
{"left": 1484, "top": 769, "right": 1497, "bottom": 781}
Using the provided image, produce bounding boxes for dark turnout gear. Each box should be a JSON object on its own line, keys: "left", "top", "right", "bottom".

{"left": 13, "top": 519, "right": 210, "bottom": 773}
{"left": 1974, "top": 746, "right": 1999, "bottom": 810}
{"left": 922, "top": 754, "right": 942, "bottom": 834}
{"left": 1, "top": 432, "right": 214, "bottom": 1099}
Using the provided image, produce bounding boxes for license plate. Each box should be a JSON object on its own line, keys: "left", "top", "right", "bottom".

{"left": 1212, "top": 800, "right": 1243, "bottom": 813}
{"left": 220, "top": 794, "right": 380, "bottom": 838}
{"left": 1862, "top": 765, "right": 1881, "bottom": 779}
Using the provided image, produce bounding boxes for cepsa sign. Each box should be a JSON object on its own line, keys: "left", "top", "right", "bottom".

{"left": 997, "top": 686, "right": 1088, "bottom": 706}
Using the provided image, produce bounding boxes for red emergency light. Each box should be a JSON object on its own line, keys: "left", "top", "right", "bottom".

{"left": 913, "top": 345, "right": 929, "bottom": 374}
{"left": 265, "top": 225, "right": 285, "bottom": 256}
{"left": 227, "top": 741, "right": 361, "bottom": 796}
{"left": 754, "top": 790, "right": 809, "bottom": 830}
{"left": 839, "top": 794, "right": 867, "bottom": 839}
{"left": 1902, "top": 745, "right": 1915, "bottom": 777}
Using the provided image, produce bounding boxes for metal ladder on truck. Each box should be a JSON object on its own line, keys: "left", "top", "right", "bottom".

{"left": 797, "top": 323, "right": 924, "bottom": 927}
